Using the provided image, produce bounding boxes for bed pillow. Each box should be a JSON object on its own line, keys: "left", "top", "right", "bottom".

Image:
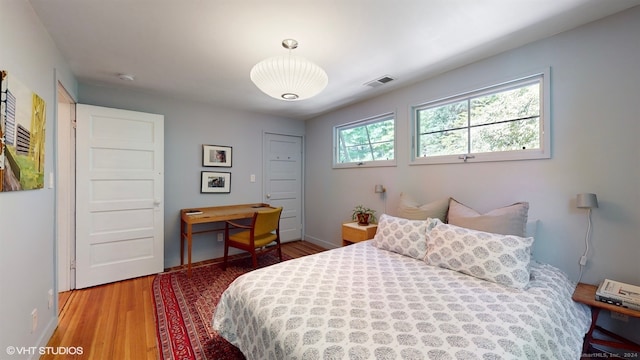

{"left": 372, "top": 214, "right": 435, "bottom": 260}
{"left": 425, "top": 220, "right": 534, "bottom": 289}
{"left": 397, "top": 192, "right": 450, "bottom": 222}
{"left": 447, "top": 198, "right": 529, "bottom": 237}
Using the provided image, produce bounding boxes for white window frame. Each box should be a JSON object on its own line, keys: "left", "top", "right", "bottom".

{"left": 410, "top": 69, "right": 551, "bottom": 165}
{"left": 333, "top": 112, "right": 396, "bottom": 169}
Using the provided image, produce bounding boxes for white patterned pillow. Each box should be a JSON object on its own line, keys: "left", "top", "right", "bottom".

{"left": 372, "top": 214, "right": 434, "bottom": 259}
{"left": 425, "top": 220, "right": 534, "bottom": 289}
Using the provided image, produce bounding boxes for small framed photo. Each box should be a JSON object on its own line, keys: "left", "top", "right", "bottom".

{"left": 201, "top": 171, "right": 231, "bottom": 193}
{"left": 203, "top": 144, "right": 232, "bottom": 167}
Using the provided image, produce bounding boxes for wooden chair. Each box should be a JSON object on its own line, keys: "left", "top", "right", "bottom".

{"left": 223, "top": 207, "right": 283, "bottom": 269}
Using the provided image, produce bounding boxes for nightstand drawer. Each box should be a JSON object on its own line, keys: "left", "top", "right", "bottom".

{"left": 342, "top": 222, "right": 377, "bottom": 246}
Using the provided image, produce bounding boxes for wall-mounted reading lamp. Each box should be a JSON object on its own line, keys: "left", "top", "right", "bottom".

{"left": 375, "top": 185, "right": 387, "bottom": 215}
{"left": 576, "top": 193, "right": 598, "bottom": 282}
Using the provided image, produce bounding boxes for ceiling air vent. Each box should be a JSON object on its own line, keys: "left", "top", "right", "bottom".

{"left": 364, "top": 75, "right": 395, "bottom": 88}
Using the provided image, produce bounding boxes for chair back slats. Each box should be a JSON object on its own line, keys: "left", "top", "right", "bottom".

{"left": 253, "top": 207, "right": 282, "bottom": 236}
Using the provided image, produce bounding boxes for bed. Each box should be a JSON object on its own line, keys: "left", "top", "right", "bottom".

{"left": 213, "top": 199, "right": 592, "bottom": 360}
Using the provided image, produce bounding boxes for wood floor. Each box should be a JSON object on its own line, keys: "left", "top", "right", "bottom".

{"left": 43, "top": 240, "right": 327, "bottom": 360}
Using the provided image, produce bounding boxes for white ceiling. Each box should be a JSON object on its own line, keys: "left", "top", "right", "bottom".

{"left": 29, "top": 0, "right": 639, "bottom": 120}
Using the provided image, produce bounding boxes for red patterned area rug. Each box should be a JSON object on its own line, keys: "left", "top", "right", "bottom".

{"left": 153, "top": 253, "right": 289, "bottom": 360}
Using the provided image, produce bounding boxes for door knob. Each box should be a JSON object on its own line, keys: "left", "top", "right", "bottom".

{"left": 266, "top": 194, "right": 271, "bottom": 199}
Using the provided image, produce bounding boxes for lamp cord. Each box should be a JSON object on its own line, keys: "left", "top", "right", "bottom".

{"left": 383, "top": 192, "right": 387, "bottom": 215}
{"left": 577, "top": 208, "right": 592, "bottom": 283}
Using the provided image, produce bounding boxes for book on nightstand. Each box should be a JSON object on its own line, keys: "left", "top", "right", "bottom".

{"left": 595, "top": 278, "right": 640, "bottom": 311}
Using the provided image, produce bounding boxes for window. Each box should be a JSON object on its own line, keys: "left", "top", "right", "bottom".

{"left": 334, "top": 113, "right": 395, "bottom": 168}
{"left": 412, "top": 71, "right": 550, "bottom": 164}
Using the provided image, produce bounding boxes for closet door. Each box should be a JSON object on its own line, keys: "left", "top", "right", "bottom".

{"left": 75, "top": 104, "right": 164, "bottom": 288}
{"left": 263, "top": 133, "right": 303, "bottom": 242}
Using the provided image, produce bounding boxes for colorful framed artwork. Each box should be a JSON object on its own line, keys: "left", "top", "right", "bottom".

{"left": 1, "top": 70, "right": 47, "bottom": 192}
{"left": 202, "top": 144, "right": 232, "bottom": 167}
{"left": 201, "top": 171, "right": 231, "bottom": 193}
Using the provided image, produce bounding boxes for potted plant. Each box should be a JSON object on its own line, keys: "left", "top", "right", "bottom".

{"left": 352, "top": 205, "right": 376, "bottom": 226}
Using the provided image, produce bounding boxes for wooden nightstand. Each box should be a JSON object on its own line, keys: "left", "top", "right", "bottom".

{"left": 342, "top": 222, "right": 377, "bottom": 246}
{"left": 572, "top": 282, "right": 640, "bottom": 354}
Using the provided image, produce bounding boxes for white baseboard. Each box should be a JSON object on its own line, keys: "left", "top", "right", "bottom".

{"left": 303, "top": 235, "right": 339, "bottom": 250}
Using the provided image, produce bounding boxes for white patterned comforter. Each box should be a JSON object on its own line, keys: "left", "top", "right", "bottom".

{"left": 212, "top": 241, "right": 591, "bottom": 360}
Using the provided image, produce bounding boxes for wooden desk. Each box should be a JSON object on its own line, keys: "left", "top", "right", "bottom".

{"left": 180, "top": 203, "right": 273, "bottom": 275}
{"left": 572, "top": 282, "right": 640, "bottom": 354}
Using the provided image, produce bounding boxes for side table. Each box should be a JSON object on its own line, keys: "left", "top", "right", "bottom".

{"left": 572, "top": 282, "right": 640, "bottom": 355}
{"left": 342, "top": 222, "right": 377, "bottom": 246}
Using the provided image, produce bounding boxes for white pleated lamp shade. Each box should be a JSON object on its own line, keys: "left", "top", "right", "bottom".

{"left": 250, "top": 54, "right": 328, "bottom": 101}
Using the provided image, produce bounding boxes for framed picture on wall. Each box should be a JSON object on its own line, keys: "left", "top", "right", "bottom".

{"left": 1, "top": 70, "right": 47, "bottom": 192}
{"left": 203, "top": 144, "right": 232, "bottom": 167}
{"left": 201, "top": 171, "right": 231, "bottom": 193}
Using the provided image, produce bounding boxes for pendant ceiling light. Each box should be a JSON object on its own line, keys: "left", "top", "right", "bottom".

{"left": 250, "top": 39, "right": 328, "bottom": 101}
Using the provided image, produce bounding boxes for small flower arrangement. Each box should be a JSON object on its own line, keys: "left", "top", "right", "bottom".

{"left": 352, "top": 205, "right": 376, "bottom": 225}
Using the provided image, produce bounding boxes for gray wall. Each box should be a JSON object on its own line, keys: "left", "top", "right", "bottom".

{"left": 78, "top": 84, "right": 304, "bottom": 268}
{"left": 3, "top": 0, "right": 639, "bottom": 353}
{"left": 305, "top": 7, "right": 640, "bottom": 338}
{"left": 0, "top": 0, "right": 77, "bottom": 354}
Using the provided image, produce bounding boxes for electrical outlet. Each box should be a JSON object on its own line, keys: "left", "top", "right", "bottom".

{"left": 611, "top": 312, "right": 629, "bottom": 322}
{"left": 48, "top": 289, "right": 54, "bottom": 309}
{"left": 31, "top": 308, "right": 38, "bottom": 333}
{"left": 217, "top": 233, "right": 223, "bottom": 242}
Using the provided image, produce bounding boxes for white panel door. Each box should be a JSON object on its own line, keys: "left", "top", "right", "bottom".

{"left": 76, "top": 104, "right": 164, "bottom": 289}
{"left": 264, "top": 133, "right": 302, "bottom": 242}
